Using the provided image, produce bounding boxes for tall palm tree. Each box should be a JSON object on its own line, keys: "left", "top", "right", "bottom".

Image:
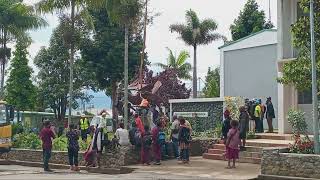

{"left": 155, "top": 48, "right": 192, "bottom": 80}
{"left": 36, "top": 0, "right": 103, "bottom": 125}
{"left": 170, "top": 9, "right": 225, "bottom": 98}
{"left": 106, "top": 0, "right": 142, "bottom": 128}
{"left": 0, "top": 0, "right": 47, "bottom": 97}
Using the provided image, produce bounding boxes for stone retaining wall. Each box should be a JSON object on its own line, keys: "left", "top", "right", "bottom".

{"left": 1, "top": 147, "right": 139, "bottom": 168}
{"left": 1, "top": 139, "right": 216, "bottom": 167}
{"left": 261, "top": 148, "right": 320, "bottom": 179}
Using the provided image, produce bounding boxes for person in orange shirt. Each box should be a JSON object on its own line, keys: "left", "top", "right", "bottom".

{"left": 134, "top": 114, "right": 145, "bottom": 134}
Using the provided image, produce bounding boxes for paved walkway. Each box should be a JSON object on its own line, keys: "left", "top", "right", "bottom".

{"left": 0, "top": 157, "right": 260, "bottom": 180}
{"left": 129, "top": 157, "right": 260, "bottom": 180}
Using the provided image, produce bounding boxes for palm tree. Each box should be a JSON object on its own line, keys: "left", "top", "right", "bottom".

{"left": 155, "top": 48, "right": 192, "bottom": 80}
{"left": 170, "top": 9, "right": 225, "bottom": 98}
{"left": 36, "top": 0, "right": 102, "bottom": 125}
{"left": 106, "top": 0, "right": 142, "bottom": 128}
{"left": 0, "top": 0, "right": 47, "bottom": 97}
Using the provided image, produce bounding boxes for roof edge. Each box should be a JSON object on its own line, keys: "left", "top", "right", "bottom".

{"left": 219, "top": 29, "right": 277, "bottom": 50}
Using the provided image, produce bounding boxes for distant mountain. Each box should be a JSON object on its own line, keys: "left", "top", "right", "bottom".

{"left": 75, "top": 90, "right": 111, "bottom": 114}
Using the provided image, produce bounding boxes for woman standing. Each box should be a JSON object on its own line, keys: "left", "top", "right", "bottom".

{"left": 178, "top": 118, "right": 191, "bottom": 164}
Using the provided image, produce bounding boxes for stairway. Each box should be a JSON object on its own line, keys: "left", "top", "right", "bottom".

{"left": 203, "top": 133, "right": 293, "bottom": 164}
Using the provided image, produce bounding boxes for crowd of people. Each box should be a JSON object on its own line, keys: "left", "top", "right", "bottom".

{"left": 221, "top": 97, "right": 275, "bottom": 169}
{"left": 38, "top": 97, "right": 193, "bottom": 172}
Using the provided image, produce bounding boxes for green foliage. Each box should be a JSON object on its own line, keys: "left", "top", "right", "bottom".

{"left": 213, "top": 121, "right": 222, "bottom": 139}
{"left": 155, "top": 48, "right": 192, "bottom": 80}
{"left": 12, "top": 122, "right": 24, "bottom": 136}
{"left": 287, "top": 109, "right": 314, "bottom": 154}
{"left": 6, "top": 39, "right": 36, "bottom": 110}
{"left": 224, "top": 96, "right": 244, "bottom": 120}
{"left": 230, "top": 0, "right": 274, "bottom": 41}
{"left": 170, "top": 9, "right": 225, "bottom": 97}
{"left": 52, "top": 135, "right": 68, "bottom": 151}
{"left": 13, "top": 132, "right": 41, "bottom": 150}
{"left": 34, "top": 19, "right": 91, "bottom": 121}
{"left": 202, "top": 67, "right": 220, "bottom": 98}
{"left": 278, "top": 1, "right": 320, "bottom": 92}
{"left": 287, "top": 109, "right": 308, "bottom": 136}
{"left": 80, "top": 7, "right": 143, "bottom": 95}
{"left": 192, "top": 130, "right": 214, "bottom": 139}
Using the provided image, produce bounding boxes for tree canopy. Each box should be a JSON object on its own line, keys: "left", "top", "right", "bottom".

{"left": 155, "top": 48, "right": 192, "bottom": 80}
{"left": 35, "top": 18, "right": 91, "bottom": 122}
{"left": 170, "top": 9, "right": 225, "bottom": 98}
{"left": 202, "top": 67, "right": 220, "bottom": 98}
{"left": 5, "top": 37, "right": 36, "bottom": 110}
{"left": 230, "top": 0, "right": 274, "bottom": 41}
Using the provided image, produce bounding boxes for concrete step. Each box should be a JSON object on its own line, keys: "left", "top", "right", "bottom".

{"left": 207, "top": 149, "right": 262, "bottom": 158}
{"left": 203, "top": 153, "right": 261, "bottom": 164}
{"left": 246, "top": 140, "right": 290, "bottom": 148}
{"left": 255, "top": 133, "right": 293, "bottom": 141}
{"left": 212, "top": 144, "right": 263, "bottom": 153}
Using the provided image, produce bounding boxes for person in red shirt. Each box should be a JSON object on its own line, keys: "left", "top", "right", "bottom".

{"left": 39, "top": 120, "right": 56, "bottom": 172}
{"left": 134, "top": 114, "right": 145, "bottom": 134}
{"left": 152, "top": 121, "right": 162, "bottom": 165}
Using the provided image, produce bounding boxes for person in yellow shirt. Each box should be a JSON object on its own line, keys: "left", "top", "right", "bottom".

{"left": 254, "top": 101, "right": 262, "bottom": 133}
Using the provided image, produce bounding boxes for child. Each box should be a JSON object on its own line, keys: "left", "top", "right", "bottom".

{"left": 178, "top": 118, "right": 191, "bottom": 164}
{"left": 225, "top": 120, "right": 240, "bottom": 169}
{"left": 66, "top": 124, "right": 80, "bottom": 171}
{"left": 39, "top": 120, "right": 56, "bottom": 172}
{"left": 239, "top": 106, "right": 249, "bottom": 150}
{"left": 141, "top": 125, "right": 152, "bottom": 165}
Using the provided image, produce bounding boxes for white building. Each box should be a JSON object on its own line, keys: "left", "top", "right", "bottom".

{"left": 220, "top": 29, "right": 278, "bottom": 129}
{"left": 220, "top": 0, "right": 314, "bottom": 134}
{"left": 277, "top": 0, "right": 314, "bottom": 134}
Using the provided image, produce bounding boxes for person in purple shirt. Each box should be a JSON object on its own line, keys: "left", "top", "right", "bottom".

{"left": 39, "top": 120, "right": 56, "bottom": 172}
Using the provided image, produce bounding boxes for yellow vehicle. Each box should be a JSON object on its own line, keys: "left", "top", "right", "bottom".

{"left": 0, "top": 101, "right": 14, "bottom": 153}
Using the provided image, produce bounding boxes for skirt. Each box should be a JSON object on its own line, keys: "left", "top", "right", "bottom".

{"left": 226, "top": 146, "right": 239, "bottom": 159}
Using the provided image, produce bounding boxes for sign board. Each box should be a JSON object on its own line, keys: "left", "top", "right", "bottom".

{"left": 173, "top": 112, "right": 208, "bottom": 118}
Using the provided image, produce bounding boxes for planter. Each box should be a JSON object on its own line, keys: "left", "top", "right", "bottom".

{"left": 261, "top": 147, "right": 320, "bottom": 179}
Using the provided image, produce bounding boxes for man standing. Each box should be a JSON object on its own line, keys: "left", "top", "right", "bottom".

{"left": 40, "top": 120, "right": 56, "bottom": 172}
{"left": 79, "top": 114, "right": 90, "bottom": 141}
{"left": 254, "top": 100, "right": 262, "bottom": 133}
{"left": 171, "top": 115, "right": 180, "bottom": 159}
{"left": 266, "top": 97, "right": 275, "bottom": 133}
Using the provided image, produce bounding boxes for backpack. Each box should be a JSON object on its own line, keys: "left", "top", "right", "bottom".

{"left": 143, "top": 133, "right": 153, "bottom": 148}
{"left": 134, "top": 130, "right": 142, "bottom": 147}
{"left": 158, "top": 130, "right": 166, "bottom": 145}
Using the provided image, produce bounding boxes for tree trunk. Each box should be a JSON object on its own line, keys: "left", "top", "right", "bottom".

{"left": 124, "top": 24, "right": 129, "bottom": 129}
{"left": 193, "top": 45, "right": 197, "bottom": 98}
{"left": 111, "top": 81, "right": 118, "bottom": 132}
{"left": 0, "top": 31, "right": 7, "bottom": 98}
{"left": 68, "top": 0, "right": 76, "bottom": 128}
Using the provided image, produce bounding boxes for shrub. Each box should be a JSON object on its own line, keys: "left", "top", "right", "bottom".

{"left": 224, "top": 96, "right": 244, "bottom": 120}
{"left": 13, "top": 132, "right": 41, "bottom": 149}
{"left": 52, "top": 135, "right": 68, "bottom": 151}
{"left": 12, "top": 122, "right": 24, "bottom": 136}
{"left": 213, "top": 121, "right": 222, "bottom": 139}
{"left": 287, "top": 109, "right": 314, "bottom": 154}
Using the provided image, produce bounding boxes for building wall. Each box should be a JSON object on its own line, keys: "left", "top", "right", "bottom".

{"left": 224, "top": 44, "right": 278, "bottom": 128}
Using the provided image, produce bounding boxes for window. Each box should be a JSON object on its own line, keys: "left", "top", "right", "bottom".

{"left": 298, "top": 89, "right": 312, "bottom": 104}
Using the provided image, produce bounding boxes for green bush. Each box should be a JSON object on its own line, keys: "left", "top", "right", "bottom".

{"left": 12, "top": 122, "right": 24, "bottom": 136}
{"left": 13, "top": 132, "right": 41, "bottom": 149}
{"left": 52, "top": 135, "right": 68, "bottom": 151}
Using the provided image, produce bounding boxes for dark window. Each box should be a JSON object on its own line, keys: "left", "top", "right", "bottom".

{"left": 298, "top": 89, "right": 312, "bottom": 104}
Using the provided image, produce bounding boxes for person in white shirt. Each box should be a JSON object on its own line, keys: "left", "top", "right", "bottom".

{"left": 115, "top": 123, "right": 130, "bottom": 146}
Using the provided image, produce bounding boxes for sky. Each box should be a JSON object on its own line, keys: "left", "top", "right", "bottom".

{"left": 22, "top": 0, "right": 277, "bottom": 110}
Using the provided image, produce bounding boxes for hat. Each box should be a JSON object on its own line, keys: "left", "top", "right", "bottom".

{"left": 81, "top": 114, "right": 85, "bottom": 117}
{"left": 267, "top": 97, "right": 271, "bottom": 100}
{"left": 102, "top": 112, "right": 107, "bottom": 116}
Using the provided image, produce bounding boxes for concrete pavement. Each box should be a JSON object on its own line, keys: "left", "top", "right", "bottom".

{"left": 0, "top": 157, "right": 260, "bottom": 180}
